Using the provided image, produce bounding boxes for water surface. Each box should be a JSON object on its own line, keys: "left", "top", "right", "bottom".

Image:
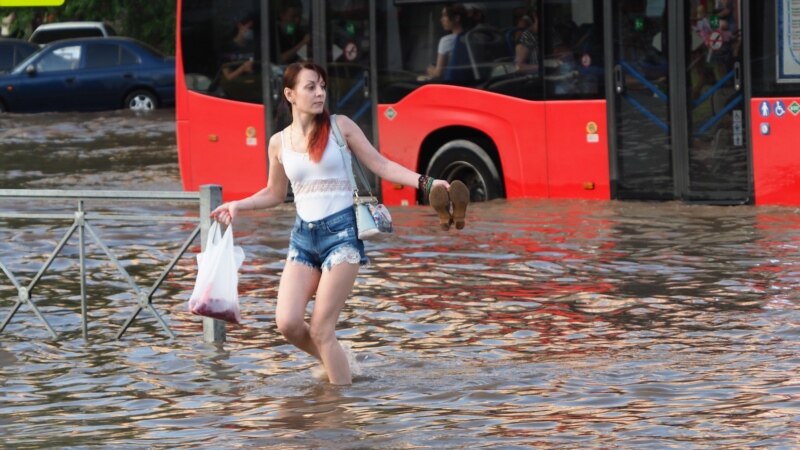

{"left": 0, "top": 111, "right": 798, "bottom": 448}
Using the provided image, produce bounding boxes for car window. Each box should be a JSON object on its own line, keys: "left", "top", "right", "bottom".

{"left": 36, "top": 45, "right": 81, "bottom": 72}
{"left": 120, "top": 47, "right": 139, "bottom": 65}
{"left": 85, "top": 43, "right": 119, "bottom": 68}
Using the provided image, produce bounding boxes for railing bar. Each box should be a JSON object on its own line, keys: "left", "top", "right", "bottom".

{"left": 0, "top": 301, "right": 23, "bottom": 334}
{"left": 79, "top": 201, "right": 88, "bottom": 341}
{"left": 0, "top": 213, "right": 199, "bottom": 223}
{"left": 85, "top": 215, "right": 199, "bottom": 223}
{"left": 84, "top": 221, "right": 141, "bottom": 294}
{"left": 0, "top": 260, "right": 23, "bottom": 291}
{"left": 19, "top": 297, "right": 58, "bottom": 339}
{"left": 145, "top": 304, "right": 176, "bottom": 340}
{"left": 31, "top": 305, "right": 58, "bottom": 338}
{"left": 28, "top": 222, "right": 79, "bottom": 292}
{"left": 148, "top": 224, "right": 201, "bottom": 296}
{"left": 116, "top": 306, "right": 142, "bottom": 340}
{"left": 0, "top": 189, "right": 200, "bottom": 200}
{"left": 0, "top": 213, "right": 75, "bottom": 220}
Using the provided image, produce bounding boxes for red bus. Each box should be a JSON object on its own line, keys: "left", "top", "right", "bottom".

{"left": 176, "top": 1, "right": 800, "bottom": 206}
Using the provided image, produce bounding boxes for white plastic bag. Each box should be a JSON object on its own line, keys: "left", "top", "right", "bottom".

{"left": 188, "top": 222, "right": 245, "bottom": 324}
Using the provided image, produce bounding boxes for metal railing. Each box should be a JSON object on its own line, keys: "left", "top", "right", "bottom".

{"left": 0, "top": 185, "right": 224, "bottom": 342}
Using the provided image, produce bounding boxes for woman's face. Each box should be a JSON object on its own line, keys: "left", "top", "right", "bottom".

{"left": 286, "top": 68, "right": 326, "bottom": 115}
{"left": 440, "top": 8, "right": 453, "bottom": 31}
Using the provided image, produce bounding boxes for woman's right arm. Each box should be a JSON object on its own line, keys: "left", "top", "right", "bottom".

{"left": 210, "top": 133, "right": 288, "bottom": 224}
{"left": 427, "top": 52, "right": 448, "bottom": 79}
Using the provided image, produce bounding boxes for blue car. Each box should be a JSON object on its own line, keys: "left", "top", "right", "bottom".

{"left": 0, "top": 37, "right": 175, "bottom": 113}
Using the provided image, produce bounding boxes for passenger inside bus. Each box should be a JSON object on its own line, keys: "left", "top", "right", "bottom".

{"left": 514, "top": 13, "right": 539, "bottom": 74}
{"left": 220, "top": 13, "right": 257, "bottom": 83}
{"left": 209, "top": 11, "right": 262, "bottom": 102}
{"left": 271, "top": 0, "right": 311, "bottom": 65}
{"left": 418, "top": 4, "right": 468, "bottom": 82}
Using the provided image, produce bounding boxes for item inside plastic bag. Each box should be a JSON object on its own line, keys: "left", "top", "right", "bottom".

{"left": 188, "top": 222, "right": 245, "bottom": 324}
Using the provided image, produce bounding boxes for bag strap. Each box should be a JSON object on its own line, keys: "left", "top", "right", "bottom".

{"left": 330, "top": 114, "right": 375, "bottom": 198}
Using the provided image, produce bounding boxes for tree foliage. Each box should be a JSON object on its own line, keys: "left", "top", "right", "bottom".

{"left": 0, "top": 0, "right": 176, "bottom": 54}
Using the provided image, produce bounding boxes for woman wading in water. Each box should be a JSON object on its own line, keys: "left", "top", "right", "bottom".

{"left": 211, "top": 61, "right": 468, "bottom": 384}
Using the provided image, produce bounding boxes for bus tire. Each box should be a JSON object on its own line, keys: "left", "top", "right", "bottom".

{"left": 425, "top": 139, "right": 503, "bottom": 203}
{"left": 124, "top": 89, "right": 158, "bottom": 111}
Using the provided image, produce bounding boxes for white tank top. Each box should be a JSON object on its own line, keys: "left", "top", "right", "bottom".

{"left": 281, "top": 128, "right": 353, "bottom": 221}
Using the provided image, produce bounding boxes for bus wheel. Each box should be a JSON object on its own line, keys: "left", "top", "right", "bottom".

{"left": 425, "top": 139, "right": 503, "bottom": 203}
{"left": 124, "top": 90, "right": 158, "bottom": 111}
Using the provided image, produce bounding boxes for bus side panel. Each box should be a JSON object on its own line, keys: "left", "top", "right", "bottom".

{"left": 544, "top": 100, "right": 610, "bottom": 199}
{"left": 751, "top": 98, "right": 800, "bottom": 206}
{"left": 184, "top": 94, "right": 268, "bottom": 200}
{"left": 377, "top": 85, "right": 548, "bottom": 206}
{"left": 176, "top": 121, "right": 193, "bottom": 190}
{"left": 175, "top": 3, "right": 193, "bottom": 192}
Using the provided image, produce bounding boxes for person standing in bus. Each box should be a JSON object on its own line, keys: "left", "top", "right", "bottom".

{"left": 272, "top": 0, "right": 311, "bottom": 65}
{"left": 419, "top": 3, "right": 468, "bottom": 81}
{"left": 210, "top": 62, "right": 467, "bottom": 385}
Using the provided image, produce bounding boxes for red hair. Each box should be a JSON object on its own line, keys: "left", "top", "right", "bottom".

{"left": 283, "top": 62, "right": 330, "bottom": 163}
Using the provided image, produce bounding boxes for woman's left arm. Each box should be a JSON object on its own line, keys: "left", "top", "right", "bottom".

{"left": 337, "top": 115, "right": 449, "bottom": 190}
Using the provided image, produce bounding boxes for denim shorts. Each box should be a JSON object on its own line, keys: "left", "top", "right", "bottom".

{"left": 287, "top": 206, "right": 368, "bottom": 271}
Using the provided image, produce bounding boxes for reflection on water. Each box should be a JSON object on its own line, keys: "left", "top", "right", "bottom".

{"left": 1, "top": 112, "right": 799, "bottom": 448}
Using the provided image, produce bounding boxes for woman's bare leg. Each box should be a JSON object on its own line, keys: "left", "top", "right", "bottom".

{"left": 310, "top": 262, "right": 360, "bottom": 385}
{"left": 275, "top": 262, "right": 322, "bottom": 359}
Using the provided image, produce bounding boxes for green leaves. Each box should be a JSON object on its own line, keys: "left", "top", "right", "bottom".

{"left": 0, "top": 0, "right": 175, "bottom": 54}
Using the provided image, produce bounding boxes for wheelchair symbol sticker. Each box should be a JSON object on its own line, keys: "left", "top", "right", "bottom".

{"left": 774, "top": 100, "right": 786, "bottom": 117}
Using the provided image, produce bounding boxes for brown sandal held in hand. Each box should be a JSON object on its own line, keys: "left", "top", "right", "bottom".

{"left": 449, "top": 180, "right": 469, "bottom": 230}
{"left": 429, "top": 184, "right": 452, "bottom": 231}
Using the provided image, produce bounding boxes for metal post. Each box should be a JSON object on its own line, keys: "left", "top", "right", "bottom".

{"left": 77, "top": 200, "right": 87, "bottom": 340}
{"left": 199, "top": 184, "right": 225, "bottom": 343}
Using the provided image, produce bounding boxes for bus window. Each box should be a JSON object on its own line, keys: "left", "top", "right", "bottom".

{"left": 750, "top": 1, "right": 800, "bottom": 96}
{"left": 542, "top": 0, "right": 605, "bottom": 100}
{"left": 377, "top": 1, "right": 545, "bottom": 103}
{"left": 269, "top": 0, "right": 311, "bottom": 66}
{"left": 268, "top": 0, "right": 312, "bottom": 132}
{"left": 180, "top": 0, "right": 262, "bottom": 104}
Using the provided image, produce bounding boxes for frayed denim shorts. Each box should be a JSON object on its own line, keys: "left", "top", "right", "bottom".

{"left": 287, "top": 206, "right": 368, "bottom": 271}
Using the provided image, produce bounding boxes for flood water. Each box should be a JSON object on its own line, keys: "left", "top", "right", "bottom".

{"left": 1, "top": 111, "right": 799, "bottom": 448}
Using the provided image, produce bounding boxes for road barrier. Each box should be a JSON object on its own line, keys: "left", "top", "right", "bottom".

{"left": 0, "top": 185, "right": 225, "bottom": 342}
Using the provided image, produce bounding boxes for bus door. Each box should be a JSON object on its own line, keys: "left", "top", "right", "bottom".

{"left": 324, "top": 2, "right": 374, "bottom": 139}
{"left": 267, "top": 1, "right": 377, "bottom": 188}
{"left": 609, "top": 0, "right": 750, "bottom": 203}
{"left": 267, "top": 0, "right": 313, "bottom": 133}
{"left": 323, "top": 0, "right": 378, "bottom": 191}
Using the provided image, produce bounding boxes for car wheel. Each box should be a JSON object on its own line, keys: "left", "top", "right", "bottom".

{"left": 124, "top": 90, "right": 158, "bottom": 111}
{"left": 425, "top": 139, "right": 504, "bottom": 203}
